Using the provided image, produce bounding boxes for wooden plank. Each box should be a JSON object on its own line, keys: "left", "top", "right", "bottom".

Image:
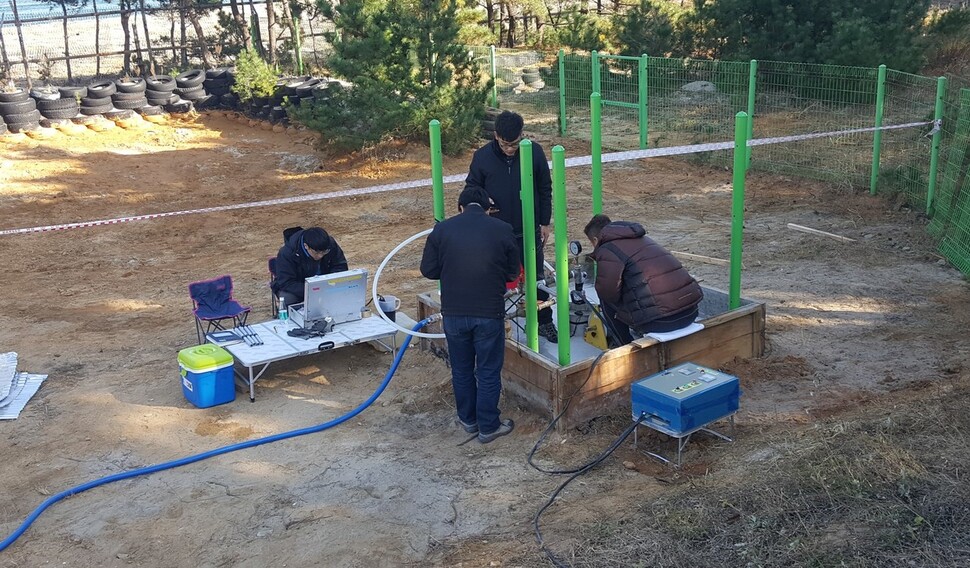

{"left": 787, "top": 223, "right": 857, "bottom": 242}
{"left": 664, "top": 308, "right": 761, "bottom": 363}
{"left": 666, "top": 334, "right": 758, "bottom": 369}
{"left": 671, "top": 251, "right": 730, "bottom": 266}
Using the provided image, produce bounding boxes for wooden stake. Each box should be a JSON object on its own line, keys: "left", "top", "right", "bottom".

{"left": 671, "top": 251, "right": 730, "bottom": 266}
{"left": 786, "top": 223, "right": 857, "bottom": 243}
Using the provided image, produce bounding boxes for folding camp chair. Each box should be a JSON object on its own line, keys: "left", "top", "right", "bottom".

{"left": 189, "top": 274, "right": 251, "bottom": 344}
{"left": 268, "top": 226, "right": 305, "bottom": 316}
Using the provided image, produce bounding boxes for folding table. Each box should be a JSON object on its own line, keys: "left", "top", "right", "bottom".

{"left": 208, "top": 317, "right": 398, "bottom": 401}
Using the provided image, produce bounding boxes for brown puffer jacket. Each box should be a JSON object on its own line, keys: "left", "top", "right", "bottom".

{"left": 591, "top": 222, "right": 703, "bottom": 329}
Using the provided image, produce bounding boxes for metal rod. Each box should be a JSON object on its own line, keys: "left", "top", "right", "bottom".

{"left": 926, "top": 76, "right": 947, "bottom": 216}
{"left": 638, "top": 53, "right": 648, "bottom": 149}
{"left": 552, "top": 145, "right": 570, "bottom": 365}
{"left": 489, "top": 45, "right": 497, "bottom": 108}
{"left": 729, "top": 111, "right": 749, "bottom": 310}
{"left": 519, "top": 139, "right": 539, "bottom": 352}
{"left": 558, "top": 48, "right": 566, "bottom": 136}
{"left": 429, "top": 120, "right": 445, "bottom": 223}
{"left": 591, "top": 92, "right": 602, "bottom": 215}
{"left": 746, "top": 59, "right": 758, "bottom": 166}
{"left": 869, "top": 64, "right": 887, "bottom": 194}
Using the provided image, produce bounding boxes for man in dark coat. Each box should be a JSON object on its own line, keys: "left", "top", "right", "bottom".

{"left": 272, "top": 226, "right": 349, "bottom": 308}
{"left": 420, "top": 187, "right": 520, "bottom": 443}
{"left": 584, "top": 214, "right": 703, "bottom": 345}
{"left": 464, "top": 110, "right": 559, "bottom": 343}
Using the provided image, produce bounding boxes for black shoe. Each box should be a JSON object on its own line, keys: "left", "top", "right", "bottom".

{"left": 478, "top": 419, "right": 514, "bottom": 444}
{"left": 457, "top": 418, "right": 479, "bottom": 433}
{"left": 538, "top": 322, "right": 558, "bottom": 343}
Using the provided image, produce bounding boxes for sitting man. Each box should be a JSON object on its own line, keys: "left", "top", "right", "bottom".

{"left": 584, "top": 214, "right": 703, "bottom": 346}
{"left": 272, "top": 226, "right": 349, "bottom": 309}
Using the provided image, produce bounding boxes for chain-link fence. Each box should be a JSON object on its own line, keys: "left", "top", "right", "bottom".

{"left": 3, "top": 16, "right": 969, "bottom": 274}
{"left": 482, "top": 48, "right": 970, "bottom": 275}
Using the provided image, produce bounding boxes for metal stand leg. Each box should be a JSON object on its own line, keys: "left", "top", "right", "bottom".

{"left": 249, "top": 366, "right": 255, "bottom": 402}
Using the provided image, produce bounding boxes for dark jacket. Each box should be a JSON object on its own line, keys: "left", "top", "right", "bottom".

{"left": 591, "top": 222, "right": 703, "bottom": 330}
{"left": 464, "top": 139, "right": 552, "bottom": 236}
{"left": 272, "top": 228, "right": 349, "bottom": 301}
{"left": 420, "top": 205, "right": 520, "bottom": 319}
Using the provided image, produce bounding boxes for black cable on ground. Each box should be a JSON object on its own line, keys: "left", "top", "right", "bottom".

{"left": 533, "top": 416, "right": 644, "bottom": 568}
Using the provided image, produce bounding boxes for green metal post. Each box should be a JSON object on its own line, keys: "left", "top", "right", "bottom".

{"left": 869, "top": 64, "right": 887, "bottom": 194}
{"left": 552, "top": 146, "right": 570, "bottom": 365}
{"left": 926, "top": 76, "right": 947, "bottom": 216}
{"left": 489, "top": 45, "right": 498, "bottom": 108}
{"left": 591, "top": 92, "right": 602, "bottom": 215}
{"left": 558, "top": 49, "right": 567, "bottom": 136}
{"left": 638, "top": 54, "right": 648, "bottom": 149}
{"left": 745, "top": 59, "right": 757, "bottom": 165}
{"left": 429, "top": 120, "right": 445, "bottom": 223}
{"left": 729, "top": 112, "right": 749, "bottom": 310}
{"left": 519, "top": 139, "right": 539, "bottom": 352}
{"left": 592, "top": 50, "right": 601, "bottom": 97}
{"left": 293, "top": 17, "right": 304, "bottom": 75}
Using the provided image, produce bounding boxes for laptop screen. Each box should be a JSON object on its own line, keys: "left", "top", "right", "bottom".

{"left": 303, "top": 268, "right": 368, "bottom": 325}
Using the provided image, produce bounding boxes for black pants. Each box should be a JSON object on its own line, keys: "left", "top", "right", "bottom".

{"left": 515, "top": 233, "right": 552, "bottom": 325}
{"left": 602, "top": 304, "right": 699, "bottom": 346}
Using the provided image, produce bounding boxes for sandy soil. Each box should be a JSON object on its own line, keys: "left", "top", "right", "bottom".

{"left": 0, "top": 112, "right": 967, "bottom": 567}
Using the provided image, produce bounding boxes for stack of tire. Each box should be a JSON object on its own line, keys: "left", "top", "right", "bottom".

{"left": 78, "top": 80, "right": 119, "bottom": 118}
{"left": 521, "top": 67, "right": 545, "bottom": 90}
{"left": 106, "top": 77, "right": 149, "bottom": 121}
{"left": 480, "top": 106, "right": 501, "bottom": 140}
{"left": 144, "top": 75, "right": 178, "bottom": 117}
{"left": 202, "top": 68, "right": 232, "bottom": 110}
{"left": 0, "top": 87, "right": 41, "bottom": 134}
{"left": 172, "top": 69, "right": 208, "bottom": 112}
{"left": 25, "top": 85, "right": 75, "bottom": 130}
{"left": 219, "top": 68, "right": 240, "bottom": 109}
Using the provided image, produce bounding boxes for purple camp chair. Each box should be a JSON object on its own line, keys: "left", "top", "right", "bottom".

{"left": 189, "top": 275, "right": 251, "bottom": 344}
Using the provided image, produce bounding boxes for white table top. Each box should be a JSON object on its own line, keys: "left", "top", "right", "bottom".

{"left": 208, "top": 317, "right": 397, "bottom": 367}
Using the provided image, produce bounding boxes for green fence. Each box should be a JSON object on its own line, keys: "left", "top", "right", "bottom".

{"left": 481, "top": 47, "right": 970, "bottom": 276}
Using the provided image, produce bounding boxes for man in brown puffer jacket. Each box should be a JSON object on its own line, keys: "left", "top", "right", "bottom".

{"left": 584, "top": 214, "right": 703, "bottom": 346}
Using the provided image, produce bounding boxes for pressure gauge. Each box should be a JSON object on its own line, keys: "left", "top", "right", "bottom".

{"left": 568, "top": 240, "right": 582, "bottom": 256}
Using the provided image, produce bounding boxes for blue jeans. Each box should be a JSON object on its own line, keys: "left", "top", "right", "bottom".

{"left": 442, "top": 315, "right": 506, "bottom": 434}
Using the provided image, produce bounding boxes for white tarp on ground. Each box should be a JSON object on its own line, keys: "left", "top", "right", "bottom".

{"left": 0, "top": 373, "right": 47, "bottom": 420}
{"left": 0, "top": 352, "right": 17, "bottom": 400}
{"left": 0, "top": 352, "right": 47, "bottom": 420}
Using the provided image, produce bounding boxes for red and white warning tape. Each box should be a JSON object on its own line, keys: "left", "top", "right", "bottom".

{"left": 0, "top": 120, "right": 936, "bottom": 237}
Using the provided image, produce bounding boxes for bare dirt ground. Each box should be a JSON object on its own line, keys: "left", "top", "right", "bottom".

{"left": 0, "top": 113, "right": 967, "bottom": 567}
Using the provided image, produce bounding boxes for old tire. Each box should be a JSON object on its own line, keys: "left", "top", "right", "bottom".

{"left": 146, "top": 75, "right": 177, "bottom": 92}
{"left": 87, "top": 80, "right": 117, "bottom": 99}
{"left": 175, "top": 69, "right": 205, "bottom": 88}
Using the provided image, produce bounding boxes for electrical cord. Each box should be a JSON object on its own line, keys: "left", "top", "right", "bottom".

{"left": 533, "top": 415, "right": 644, "bottom": 568}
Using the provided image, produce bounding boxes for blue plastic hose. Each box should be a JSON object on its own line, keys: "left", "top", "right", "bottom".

{"left": 0, "top": 318, "right": 431, "bottom": 553}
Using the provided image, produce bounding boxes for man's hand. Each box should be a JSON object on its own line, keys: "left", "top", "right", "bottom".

{"left": 540, "top": 225, "right": 551, "bottom": 244}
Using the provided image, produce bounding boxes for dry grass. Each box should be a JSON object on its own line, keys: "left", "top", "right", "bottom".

{"left": 517, "top": 377, "right": 970, "bottom": 568}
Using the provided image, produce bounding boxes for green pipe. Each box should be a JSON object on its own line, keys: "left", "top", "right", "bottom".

{"left": 598, "top": 54, "right": 641, "bottom": 62}
{"left": 558, "top": 49, "right": 566, "bottom": 136}
{"left": 489, "top": 45, "right": 498, "bottom": 108}
{"left": 729, "top": 112, "right": 749, "bottom": 310}
{"left": 591, "top": 92, "right": 602, "bottom": 215}
{"left": 869, "top": 64, "right": 887, "bottom": 194}
{"left": 926, "top": 76, "right": 947, "bottom": 216}
{"left": 592, "top": 50, "right": 601, "bottom": 98}
{"left": 552, "top": 146, "right": 570, "bottom": 365}
{"left": 519, "top": 139, "right": 539, "bottom": 352}
{"left": 745, "top": 59, "right": 757, "bottom": 166}
{"left": 638, "top": 54, "right": 648, "bottom": 149}
{"left": 429, "top": 120, "right": 445, "bottom": 223}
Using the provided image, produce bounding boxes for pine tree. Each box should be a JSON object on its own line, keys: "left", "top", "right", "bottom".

{"left": 293, "top": 0, "right": 489, "bottom": 154}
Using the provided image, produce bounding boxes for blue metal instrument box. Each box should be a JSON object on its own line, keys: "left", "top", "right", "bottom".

{"left": 631, "top": 362, "right": 740, "bottom": 435}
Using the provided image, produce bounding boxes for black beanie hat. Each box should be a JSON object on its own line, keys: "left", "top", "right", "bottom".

{"left": 303, "top": 227, "right": 330, "bottom": 251}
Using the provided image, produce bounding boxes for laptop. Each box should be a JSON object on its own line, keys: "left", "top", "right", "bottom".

{"left": 291, "top": 268, "right": 368, "bottom": 327}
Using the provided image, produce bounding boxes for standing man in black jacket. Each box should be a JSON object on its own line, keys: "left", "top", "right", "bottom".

{"left": 464, "top": 110, "right": 559, "bottom": 343}
{"left": 420, "top": 187, "right": 520, "bottom": 443}
{"left": 271, "top": 226, "right": 349, "bottom": 308}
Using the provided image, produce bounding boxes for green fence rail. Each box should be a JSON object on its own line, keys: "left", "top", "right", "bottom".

{"left": 479, "top": 46, "right": 970, "bottom": 277}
